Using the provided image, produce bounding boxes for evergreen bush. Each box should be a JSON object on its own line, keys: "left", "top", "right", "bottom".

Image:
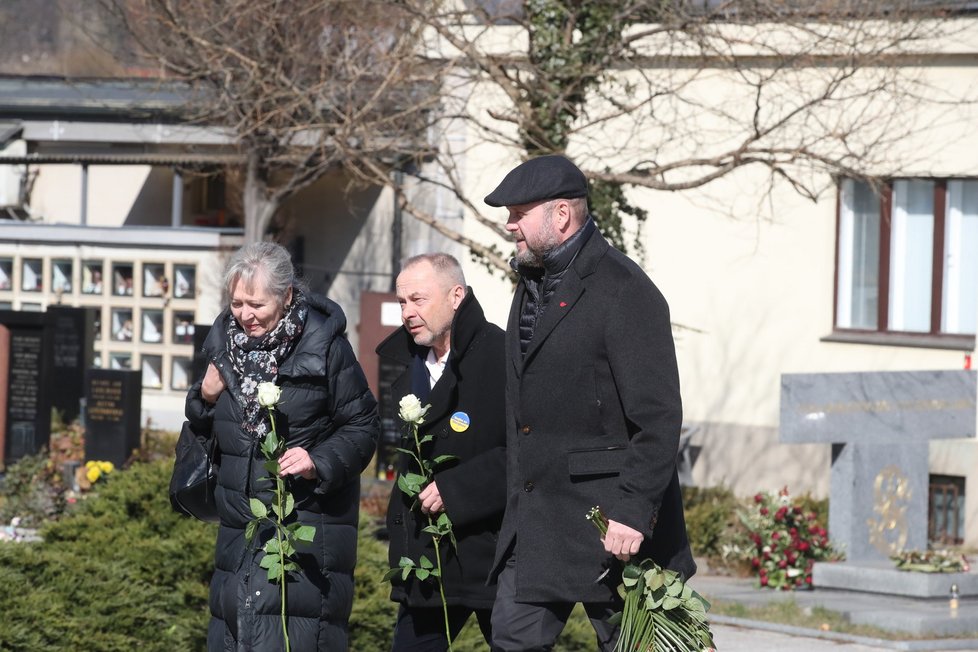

{"left": 0, "top": 455, "right": 595, "bottom": 651}
{"left": 0, "top": 459, "right": 214, "bottom": 651}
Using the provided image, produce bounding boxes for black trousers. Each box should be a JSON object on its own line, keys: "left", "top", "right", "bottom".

{"left": 490, "top": 552, "right": 619, "bottom": 652}
{"left": 391, "top": 603, "right": 493, "bottom": 652}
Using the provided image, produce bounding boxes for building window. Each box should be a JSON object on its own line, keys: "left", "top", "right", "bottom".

{"left": 83, "top": 260, "right": 104, "bottom": 294}
{"left": 112, "top": 263, "right": 134, "bottom": 296}
{"left": 0, "top": 258, "right": 12, "bottom": 291}
{"left": 173, "top": 311, "right": 195, "bottom": 344}
{"left": 141, "top": 309, "right": 164, "bottom": 343}
{"left": 109, "top": 353, "right": 131, "bottom": 370}
{"left": 929, "top": 474, "right": 965, "bottom": 545}
{"left": 174, "top": 265, "right": 196, "bottom": 299}
{"left": 143, "top": 263, "right": 167, "bottom": 297}
{"left": 111, "top": 309, "right": 134, "bottom": 342}
{"left": 51, "top": 259, "right": 73, "bottom": 294}
{"left": 171, "top": 357, "right": 192, "bottom": 391}
{"left": 142, "top": 355, "right": 163, "bottom": 389}
{"left": 836, "top": 178, "right": 978, "bottom": 341}
{"left": 22, "top": 259, "right": 42, "bottom": 292}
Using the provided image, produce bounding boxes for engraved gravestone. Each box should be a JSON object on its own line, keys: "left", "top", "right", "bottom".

{"left": 191, "top": 323, "right": 212, "bottom": 385}
{"left": 43, "top": 306, "right": 96, "bottom": 424}
{"left": 781, "top": 369, "right": 978, "bottom": 599}
{"left": 84, "top": 369, "right": 141, "bottom": 467}
{"left": 0, "top": 310, "right": 52, "bottom": 466}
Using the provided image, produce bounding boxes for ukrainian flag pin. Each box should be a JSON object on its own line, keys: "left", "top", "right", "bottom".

{"left": 449, "top": 411, "right": 470, "bottom": 432}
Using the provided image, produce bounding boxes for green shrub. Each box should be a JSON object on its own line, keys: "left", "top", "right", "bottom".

{"left": 0, "top": 451, "right": 65, "bottom": 527}
{"left": 0, "top": 457, "right": 596, "bottom": 651}
{"left": 0, "top": 459, "right": 214, "bottom": 651}
{"left": 681, "top": 485, "right": 740, "bottom": 559}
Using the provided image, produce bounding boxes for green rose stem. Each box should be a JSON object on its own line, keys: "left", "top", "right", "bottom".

{"left": 248, "top": 382, "right": 315, "bottom": 652}
{"left": 408, "top": 416, "right": 454, "bottom": 650}
{"left": 268, "top": 408, "right": 289, "bottom": 652}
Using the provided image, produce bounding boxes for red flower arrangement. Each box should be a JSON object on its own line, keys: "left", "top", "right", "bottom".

{"left": 739, "top": 487, "right": 840, "bottom": 590}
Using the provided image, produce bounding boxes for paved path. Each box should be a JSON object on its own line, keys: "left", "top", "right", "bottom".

{"left": 712, "top": 623, "right": 892, "bottom": 651}
{"left": 713, "top": 622, "right": 972, "bottom": 651}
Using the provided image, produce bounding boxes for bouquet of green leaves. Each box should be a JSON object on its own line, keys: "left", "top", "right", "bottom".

{"left": 892, "top": 549, "right": 970, "bottom": 573}
{"left": 587, "top": 506, "right": 715, "bottom": 652}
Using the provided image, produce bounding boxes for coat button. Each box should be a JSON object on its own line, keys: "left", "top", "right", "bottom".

{"left": 521, "top": 425, "right": 531, "bottom": 434}
{"left": 393, "top": 516, "right": 402, "bottom": 525}
{"left": 524, "top": 482, "right": 534, "bottom": 492}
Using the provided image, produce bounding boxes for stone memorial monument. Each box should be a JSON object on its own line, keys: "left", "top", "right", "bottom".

{"left": 780, "top": 369, "right": 978, "bottom": 609}
{"left": 84, "top": 369, "right": 142, "bottom": 468}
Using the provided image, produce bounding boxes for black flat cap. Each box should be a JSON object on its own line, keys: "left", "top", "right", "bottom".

{"left": 484, "top": 155, "right": 588, "bottom": 207}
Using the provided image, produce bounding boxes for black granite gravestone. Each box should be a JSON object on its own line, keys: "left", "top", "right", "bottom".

{"left": 84, "top": 369, "right": 141, "bottom": 467}
{"left": 0, "top": 310, "right": 52, "bottom": 465}
{"left": 43, "top": 306, "right": 96, "bottom": 424}
{"left": 191, "top": 323, "right": 212, "bottom": 384}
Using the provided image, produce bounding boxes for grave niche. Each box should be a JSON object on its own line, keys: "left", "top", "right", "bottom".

{"left": 0, "top": 310, "right": 52, "bottom": 467}
{"left": 84, "top": 369, "right": 142, "bottom": 468}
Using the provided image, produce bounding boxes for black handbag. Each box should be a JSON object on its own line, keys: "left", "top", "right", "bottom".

{"left": 169, "top": 421, "right": 219, "bottom": 523}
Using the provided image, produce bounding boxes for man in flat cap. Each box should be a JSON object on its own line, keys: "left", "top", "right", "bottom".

{"left": 484, "top": 155, "right": 695, "bottom": 651}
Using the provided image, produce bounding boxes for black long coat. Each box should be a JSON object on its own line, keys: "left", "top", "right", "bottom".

{"left": 491, "top": 227, "right": 695, "bottom": 603}
{"left": 377, "top": 290, "right": 507, "bottom": 610}
{"left": 186, "top": 294, "right": 379, "bottom": 651}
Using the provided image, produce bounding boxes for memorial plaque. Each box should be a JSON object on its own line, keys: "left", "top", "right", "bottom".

{"left": 43, "top": 306, "right": 96, "bottom": 423}
{"left": 84, "top": 369, "right": 141, "bottom": 467}
{"left": 781, "top": 369, "right": 977, "bottom": 444}
{"left": 0, "top": 310, "right": 51, "bottom": 466}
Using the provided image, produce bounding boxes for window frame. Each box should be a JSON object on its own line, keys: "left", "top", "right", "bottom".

{"left": 829, "top": 177, "right": 976, "bottom": 350}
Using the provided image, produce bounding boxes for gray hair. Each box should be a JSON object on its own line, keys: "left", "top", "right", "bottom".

{"left": 223, "top": 242, "right": 296, "bottom": 309}
{"left": 544, "top": 197, "right": 588, "bottom": 226}
{"left": 402, "top": 253, "right": 466, "bottom": 289}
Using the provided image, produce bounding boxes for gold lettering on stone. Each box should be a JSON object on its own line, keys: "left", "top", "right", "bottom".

{"left": 866, "top": 465, "right": 910, "bottom": 556}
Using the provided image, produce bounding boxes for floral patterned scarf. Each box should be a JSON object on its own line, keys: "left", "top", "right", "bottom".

{"left": 226, "top": 293, "right": 307, "bottom": 437}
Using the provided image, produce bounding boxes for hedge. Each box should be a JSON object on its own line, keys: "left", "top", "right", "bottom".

{"left": 0, "top": 459, "right": 594, "bottom": 650}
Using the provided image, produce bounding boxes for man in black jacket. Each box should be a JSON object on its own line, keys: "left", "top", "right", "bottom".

{"left": 484, "top": 156, "right": 695, "bottom": 651}
{"left": 377, "top": 253, "right": 506, "bottom": 650}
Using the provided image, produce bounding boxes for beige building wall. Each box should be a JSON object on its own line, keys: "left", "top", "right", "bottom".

{"left": 448, "top": 17, "right": 978, "bottom": 544}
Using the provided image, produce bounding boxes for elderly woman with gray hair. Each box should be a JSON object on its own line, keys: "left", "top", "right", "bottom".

{"left": 185, "top": 241, "right": 379, "bottom": 651}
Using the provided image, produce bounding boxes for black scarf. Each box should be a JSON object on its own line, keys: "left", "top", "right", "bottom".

{"left": 226, "top": 293, "right": 307, "bottom": 437}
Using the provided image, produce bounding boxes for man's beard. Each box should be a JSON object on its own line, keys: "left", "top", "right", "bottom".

{"left": 514, "top": 213, "right": 559, "bottom": 267}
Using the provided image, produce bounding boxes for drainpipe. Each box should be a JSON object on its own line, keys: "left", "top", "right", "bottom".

{"left": 390, "top": 168, "right": 403, "bottom": 292}
{"left": 171, "top": 168, "right": 183, "bottom": 227}
{"left": 80, "top": 164, "right": 88, "bottom": 225}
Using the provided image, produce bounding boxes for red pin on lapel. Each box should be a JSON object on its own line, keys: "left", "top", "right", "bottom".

{"left": 559, "top": 301, "right": 567, "bottom": 307}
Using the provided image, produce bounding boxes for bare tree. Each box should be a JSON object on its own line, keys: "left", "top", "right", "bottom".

{"left": 99, "top": 0, "right": 446, "bottom": 244}
{"left": 399, "top": 0, "right": 974, "bottom": 271}
{"left": 97, "top": 1, "right": 974, "bottom": 273}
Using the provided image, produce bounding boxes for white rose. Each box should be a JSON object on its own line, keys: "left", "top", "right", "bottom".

{"left": 398, "top": 394, "right": 429, "bottom": 424}
{"left": 257, "top": 382, "right": 282, "bottom": 408}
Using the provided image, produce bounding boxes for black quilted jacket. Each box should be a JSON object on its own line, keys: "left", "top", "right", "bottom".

{"left": 186, "top": 293, "right": 378, "bottom": 651}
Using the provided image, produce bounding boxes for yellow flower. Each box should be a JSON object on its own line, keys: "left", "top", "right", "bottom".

{"left": 86, "top": 466, "right": 102, "bottom": 484}
{"left": 98, "top": 461, "right": 114, "bottom": 474}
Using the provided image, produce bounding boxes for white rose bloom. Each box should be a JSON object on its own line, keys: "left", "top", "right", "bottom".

{"left": 398, "top": 394, "right": 429, "bottom": 424}
{"left": 257, "top": 382, "right": 282, "bottom": 408}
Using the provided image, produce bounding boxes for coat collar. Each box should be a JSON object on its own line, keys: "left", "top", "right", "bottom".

{"left": 509, "top": 226, "right": 610, "bottom": 369}
{"left": 376, "top": 289, "right": 488, "bottom": 424}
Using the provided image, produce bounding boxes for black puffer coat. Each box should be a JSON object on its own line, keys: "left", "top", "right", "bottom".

{"left": 186, "top": 293, "right": 379, "bottom": 651}
{"left": 376, "top": 290, "right": 507, "bottom": 609}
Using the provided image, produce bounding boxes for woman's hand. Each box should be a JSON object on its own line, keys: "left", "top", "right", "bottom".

{"left": 278, "top": 447, "right": 317, "bottom": 480}
{"left": 201, "top": 363, "right": 225, "bottom": 403}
